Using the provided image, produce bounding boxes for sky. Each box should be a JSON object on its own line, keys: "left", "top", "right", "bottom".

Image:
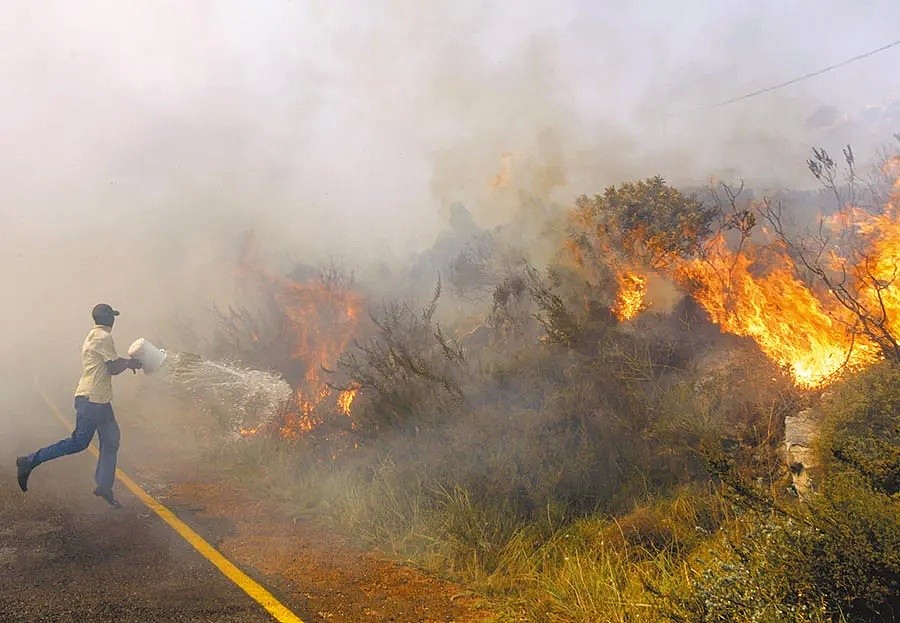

{"left": 0, "top": 0, "right": 898, "bottom": 370}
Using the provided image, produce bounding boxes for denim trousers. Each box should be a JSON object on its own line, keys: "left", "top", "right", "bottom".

{"left": 29, "top": 396, "right": 120, "bottom": 491}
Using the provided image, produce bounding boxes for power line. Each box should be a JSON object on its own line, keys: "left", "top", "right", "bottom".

{"left": 672, "top": 37, "right": 900, "bottom": 117}
{"left": 714, "top": 37, "right": 900, "bottom": 108}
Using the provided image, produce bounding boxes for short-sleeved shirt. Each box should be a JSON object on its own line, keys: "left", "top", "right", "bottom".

{"left": 74, "top": 325, "right": 118, "bottom": 403}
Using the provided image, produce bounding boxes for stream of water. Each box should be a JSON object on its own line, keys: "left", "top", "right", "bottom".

{"left": 156, "top": 352, "right": 292, "bottom": 436}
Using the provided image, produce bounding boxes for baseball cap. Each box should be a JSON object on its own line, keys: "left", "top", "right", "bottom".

{"left": 92, "top": 303, "right": 120, "bottom": 323}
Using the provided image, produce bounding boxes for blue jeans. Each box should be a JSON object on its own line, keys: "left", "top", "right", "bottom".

{"left": 29, "top": 396, "right": 120, "bottom": 491}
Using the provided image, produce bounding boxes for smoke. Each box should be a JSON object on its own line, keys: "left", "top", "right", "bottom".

{"left": 1, "top": 1, "right": 899, "bottom": 448}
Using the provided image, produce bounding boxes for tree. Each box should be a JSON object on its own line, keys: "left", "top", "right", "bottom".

{"left": 568, "top": 175, "right": 718, "bottom": 273}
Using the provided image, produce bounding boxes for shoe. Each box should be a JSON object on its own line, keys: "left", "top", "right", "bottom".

{"left": 16, "top": 456, "right": 33, "bottom": 492}
{"left": 93, "top": 487, "right": 123, "bottom": 509}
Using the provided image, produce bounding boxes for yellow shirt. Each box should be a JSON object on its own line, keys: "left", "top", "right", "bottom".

{"left": 74, "top": 325, "right": 119, "bottom": 403}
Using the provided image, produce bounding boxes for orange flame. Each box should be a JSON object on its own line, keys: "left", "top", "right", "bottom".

{"left": 337, "top": 387, "right": 358, "bottom": 416}
{"left": 612, "top": 271, "right": 647, "bottom": 321}
{"left": 572, "top": 180, "right": 899, "bottom": 389}
{"left": 675, "top": 199, "right": 897, "bottom": 387}
{"left": 846, "top": 207, "right": 900, "bottom": 344}
{"left": 674, "top": 234, "right": 881, "bottom": 387}
{"left": 237, "top": 240, "right": 364, "bottom": 438}
{"left": 275, "top": 278, "right": 362, "bottom": 438}
{"left": 238, "top": 425, "right": 260, "bottom": 437}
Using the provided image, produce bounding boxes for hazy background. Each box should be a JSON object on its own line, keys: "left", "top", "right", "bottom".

{"left": 1, "top": 0, "right": 898, "bottom": 423}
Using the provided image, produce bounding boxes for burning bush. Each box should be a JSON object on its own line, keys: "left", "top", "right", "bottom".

{"left": 757, "top": 147, "right": 900, "bottom": 366}
{"left": 190, "top": 145, "right": 898, "bottom": 623}
{"left": 568, "top": 175, "right": 718, "bottom": 270}
{"left": 675, "top": 149, "right": 900, "bottom": 389}
{"left": 557, "top": 146, "right": 900, "bottom": 389}
{"left": 203, "top": 241, "right": 364, "bottom": 439}
{"left": 566, "top": 176, "right": 718, "bottom": 321}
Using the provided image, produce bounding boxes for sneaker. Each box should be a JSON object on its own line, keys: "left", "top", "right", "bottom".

{"left": 93, "top": 487, "right": 123, "bottom": 509}
{"left": 16, "top": 456, "right": 33, "bottom": 492}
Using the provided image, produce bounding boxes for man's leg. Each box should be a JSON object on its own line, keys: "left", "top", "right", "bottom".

{"left": 94, "top": 403, "right": 120, "bottom": 494}
{"left": 17, "top": 397, "right": 97, "bottom": 491}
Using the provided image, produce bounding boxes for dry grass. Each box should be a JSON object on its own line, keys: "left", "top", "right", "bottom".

{"left": 195, "top": 242, "right": 896, "bottom": 622}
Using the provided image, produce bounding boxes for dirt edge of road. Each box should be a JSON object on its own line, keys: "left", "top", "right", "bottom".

{"left": 161, "top": 478, "right": 504, "bottom": 623}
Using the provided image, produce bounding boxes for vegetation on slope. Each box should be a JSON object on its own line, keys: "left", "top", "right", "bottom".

{"left": 202, "top": 150, "right": 899, "bottom": 622}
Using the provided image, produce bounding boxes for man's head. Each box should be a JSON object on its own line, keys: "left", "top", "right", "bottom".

{"left": 91, "top": 303, "right": 120, "bottom": 328}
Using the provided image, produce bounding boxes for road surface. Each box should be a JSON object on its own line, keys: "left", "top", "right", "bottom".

{"left": 1, "top": 383, "right": 306, "bottom": 622}
{"left": 2, "top": 375, "right": 496, "bottom": 623}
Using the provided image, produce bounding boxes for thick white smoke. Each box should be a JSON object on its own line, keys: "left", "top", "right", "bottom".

{"left": 0, "top": 1, "right": 898, "bottom": 445}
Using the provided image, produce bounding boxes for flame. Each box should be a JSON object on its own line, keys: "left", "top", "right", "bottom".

{"left": 275, "top": 278, "right": 362, "bottom": 438}
{"left": 674, "top": 235, "right": 880, "bottom": 387}
{"left": 237, "top": 238, "right": 364, "bottom": 437}
{"left": 825, "top": 205, "right": 872, "bottom": 231}
{"left": 238, "top": 425, "right": 260, "bottom": 437}
{"left": 850, "top": 208, "right": 900, "bottom": 342}
{"left": 612, "top": 271, "right": 647, "bottom": 321}
{"left": 565, "top": 178, "right": 899, "bottom": 389}
{"left": 337, "top": 387, "right": 358, "bottom": 416}
{"left": 674, "top": 201, "right": 897, "bottom": 387}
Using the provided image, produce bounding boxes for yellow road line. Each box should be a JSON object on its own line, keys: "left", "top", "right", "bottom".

{"left": 35, "top": 384, "right": 304, "bottom": 623}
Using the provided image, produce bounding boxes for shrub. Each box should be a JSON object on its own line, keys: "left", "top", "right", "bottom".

{"left": 818, "top": 362, "right": 900, "bottom": 494}
{"left": 666, "top": 363, "right": 900, "bottom": 622}
{"left": 569, "top": 176, "right": 717, "bottom": 272}
{"left": 337, "top": 279, "right": 468, "bottom": 433}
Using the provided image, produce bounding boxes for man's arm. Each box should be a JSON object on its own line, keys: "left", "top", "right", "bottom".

{"left": 106, "top": 358, "right": 141, "bottom": 375}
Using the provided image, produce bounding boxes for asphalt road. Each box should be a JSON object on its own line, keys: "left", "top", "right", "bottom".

{"left": 1, "top": 381, "right": 301, "bottom": 623}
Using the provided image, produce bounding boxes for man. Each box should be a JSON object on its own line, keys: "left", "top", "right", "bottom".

{"left": 16, "top": 303, "right": 141, "bottom": 508}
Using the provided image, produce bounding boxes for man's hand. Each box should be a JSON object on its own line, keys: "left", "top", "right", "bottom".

{"left": 128, "top": 358, "right": 142, "bottom": 374}
{"left": 107, "top": 358, "right": 141, "bottom": 376}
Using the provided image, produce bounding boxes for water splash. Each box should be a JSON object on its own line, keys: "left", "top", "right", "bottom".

{"left": 158, "top": 352, "right": 292, "bottom": 438}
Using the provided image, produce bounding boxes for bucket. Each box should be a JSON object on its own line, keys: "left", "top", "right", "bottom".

{"left": 127, "top": 338, "right": 168, "bottom": 375}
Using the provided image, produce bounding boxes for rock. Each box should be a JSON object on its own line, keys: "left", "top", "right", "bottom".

{"left": 784, "top": 408, "right": 820, "bottom": 498}
{"left": 784, "top": 409, "right": 818, "bottom": 448}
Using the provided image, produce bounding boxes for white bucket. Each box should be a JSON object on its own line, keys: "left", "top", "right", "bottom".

{"left": 127, "top": 338, "right": 168, "bottom": 375}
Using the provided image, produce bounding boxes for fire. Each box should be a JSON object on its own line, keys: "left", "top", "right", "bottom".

{"left": 239, "top": 425, "right": 260, "bottom": 437}
{"left": 612, "top": 270, "right": 647, "bottom": 321}
{"left": 237, "top": 237, "right": 364, "bottom": 438}
{"left": 273, "top": 277, "right": 363, "bottom": 438}
{"left": 671, "top": 201, "right": 897, "bottom": 388}
{"left": 337, "top": 387, "right": 358, "bottom": 416}
{"left": 839, "top": 207, "right": 900, "bottom": 344}
{"left": 587, "top": 183, "right": 899, "bottom": 389}
{"left": 674, "top": 234, "right": 881, "bottom": 387}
